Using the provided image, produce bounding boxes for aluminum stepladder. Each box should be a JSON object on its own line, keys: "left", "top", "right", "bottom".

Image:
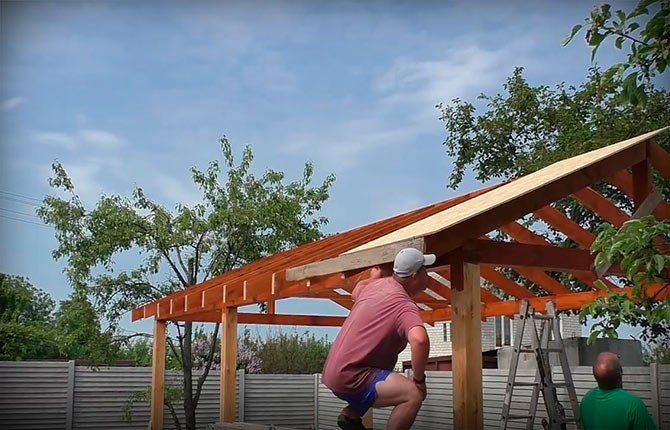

{"left": 499, "top": 300, "right": 582, "bottom": 430}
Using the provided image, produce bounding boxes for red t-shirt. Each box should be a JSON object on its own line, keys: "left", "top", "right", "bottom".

{"left": 322, "top": 277, "right": 424, "bottom": 394}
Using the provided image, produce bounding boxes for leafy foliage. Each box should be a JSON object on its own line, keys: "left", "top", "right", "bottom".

{"left": 437, "top": 67, "right": 670, "bottom": 343}
{"left": 581, "top": 216, "right": 670, "bottom": 344}
{"left": 437, "top": 67, "right": 670, "bottom": 190}
{"left": 563, "top": 0, "right": 670, "bottom": 105}
{"left": 244, "top": 329, "right": 331, "bottom": 374}
{"left": 643, "top": 343, "right": 670, "bottom": 363}
{"left": 38, "top": 136, "right": 335, "bottom": 430}
{"left": 0, "top": 274, "right": 120, "bottom": 362}
{"left": 122, "top": 384, "right": 184, "bottom": 430}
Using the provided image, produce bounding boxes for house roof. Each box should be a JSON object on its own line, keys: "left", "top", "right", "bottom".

{"left": 132, "top": 127, "right": 669, "bottom": 325}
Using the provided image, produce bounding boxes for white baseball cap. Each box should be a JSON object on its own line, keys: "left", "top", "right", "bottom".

{"left": 393, "top": 247, "right": 436, "bottom": 278}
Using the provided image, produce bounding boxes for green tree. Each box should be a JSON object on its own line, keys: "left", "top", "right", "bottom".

{"left": 0, "top": 274, "right": 58, "bottom": 360}
{"left": 563, "top": 0, "right": 670, "bottom": 105}
{"left": 38, "top": 136, "right": 335, "bottom": 430}
{"left": 53, "top": 293, "right": 120, "bottom": 363}
{"left": 583, "top": 216, "right": 670, "bottom": 345}
{"left": 244, "top": 329, "right": 331, "bottom": 374}
{"left": 436, "top": 67, "right": 670, "bottom": 343}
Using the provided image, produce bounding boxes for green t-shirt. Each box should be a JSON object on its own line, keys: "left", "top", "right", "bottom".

{"left": 579, "top": 387, "right": 657, "bottom": 430}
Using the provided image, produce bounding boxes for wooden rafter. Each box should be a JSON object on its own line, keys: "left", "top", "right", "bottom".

{"left": 649, "top": 141, "right": 670, "bottom": 179}
{"left": 497, "top": 223, "right": 621, "bottom": 290}
{"left": 131, "top": 128, "right": 669, "bottom": 324}
{"left": 607, "top": 169, "right": 670, "bottom": 219}
{"left": 533, "top": 205, "right": 596, "bottom": 249}
{"left": 463, "top": 239, "right": 625, "bottom": 276}
{"left": 424, "top": 283, "right": 669, "bottom": 321}
{"left": 572, "top": 187, "right": 629, "bottom": 227}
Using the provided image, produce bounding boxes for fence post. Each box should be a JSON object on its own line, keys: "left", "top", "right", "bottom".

{"left": 313, "top": 374, "right": 320, "bottom": 430}
{"left": 65, "top": 360, "right": 75, "bottom": 430}
{"left": 650, "top": 363, "right": 661, "bottom": 428}
{"left": 237, "top": 369, "right": 245, "bottom": 422}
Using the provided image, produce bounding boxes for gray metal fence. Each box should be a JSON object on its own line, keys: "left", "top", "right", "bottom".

{"left": 318, "top": 365, "right": 670, "bottom": 430}
{"left": 1, "top": 362, "right": 669, "bottom": 429}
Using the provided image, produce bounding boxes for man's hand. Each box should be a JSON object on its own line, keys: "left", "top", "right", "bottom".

{"left": 411, "top": 374, "right": 427, "bottom": 400}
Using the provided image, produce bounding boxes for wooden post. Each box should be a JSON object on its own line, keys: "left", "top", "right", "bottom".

{"left": 451, "top": 260, "right": 483, "bottom": 430}
{"left": 632, "top": 144, "right": 652, "bottom": 211}
{"left": 220, "top": 306, "right": 238, "bottom": 422}
{"left": 151, "top": 319, "right": 166, "bottom": 430}
{"left": 65, "top": 360, "right": 75, "bottom": 430}
{"left": 362, "top": 409, "right": 373, "bottom": 428}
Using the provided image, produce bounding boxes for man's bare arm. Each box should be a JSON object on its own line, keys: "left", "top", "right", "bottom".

{"left": 408, "top": 325, "right": 429, "bottom": 381}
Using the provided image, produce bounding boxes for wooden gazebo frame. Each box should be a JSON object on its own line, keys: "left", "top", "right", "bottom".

{"left": 133, "top": 128, "right": 670, "bottom": 429}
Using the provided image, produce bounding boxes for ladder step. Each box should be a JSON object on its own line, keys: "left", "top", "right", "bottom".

{"left": 533, "top": 315, "right": 554, "bottom": 320}
{"left": 513, "top": 382, "right": 539, "bottom": 387}
{"left": 518, "top": 347, "right": 563, "bottom": 353}
{"left": 505, "top": 414, "right": 533, "bottom": 420}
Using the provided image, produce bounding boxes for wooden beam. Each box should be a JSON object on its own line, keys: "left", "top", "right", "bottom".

{"left": 465, "top": 239, "right": 625, "bottom": 276}
{"left": 572, "top": 187, "right": 629, "bottom": 227}
{"left": 594, "top": 188, "right": 664, "bottom": 278}
{"left": 607, "top": 169, "right": 670, "bottom": 220}
{"left": 285, "top": 237, "right": 425, "bottom": 281}
{"left": 479, "top": 266, "right": 535, "bottom": 299}
{"left": 649, "top": 141, "right": 670, "bottom": 180}
{"left": 419, "top": 134, "right": 654, "bottom": 257}
{"left": 432, "top": 267, "right": 501, "bottom": 303}
{"left": 632, "top": 152, "right": 652, "bottom": 211}
{"left": 499, "top": 221, "right": 623, "bottom": 291}
{"left": 451, "top": 261, "right": 483, "bottom": 430}
{"left": 220, "top": 307, "right": 237, "bottom": 423}
{"left": 533, "top": 205, "right": 596, "bottom": 249}
{"left": 238, "top": 313, "right": 347, "bottom": 326}
{"left": 150, "top": 319, "right": 166, "bottom": 430}
{"left": 425, "top": 283, "right": 669, "bottom": 320}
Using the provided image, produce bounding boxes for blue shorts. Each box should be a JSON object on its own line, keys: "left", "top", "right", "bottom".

{"left": 333, "top": 369, "right": 392, "bottom": 416}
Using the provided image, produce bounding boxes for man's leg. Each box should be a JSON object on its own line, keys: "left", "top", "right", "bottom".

{"left": 340, "top": 404, "right": 360, "bottom": 420}
{"left": 372, "top": 373, "right": 423, "bottom": 430}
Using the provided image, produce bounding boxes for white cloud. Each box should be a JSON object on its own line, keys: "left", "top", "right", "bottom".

{"left": 31, "top": 132, "right": 77, "bottom": 150}
{"left": 1, "top": 97, "right": 25, "bottom": 111}
{"left": 32, "top": 129, "right": 125, "bottom": 150}
{"left": 282, "top": 41, "right": 533, "bottom": 172}
{"left": 77, "top": 129, "right": 125, "bottom": 148}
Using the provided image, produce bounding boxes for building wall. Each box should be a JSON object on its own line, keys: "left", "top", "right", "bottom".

{"left": 395, "top": 313, "right": 583, "bottom": 371}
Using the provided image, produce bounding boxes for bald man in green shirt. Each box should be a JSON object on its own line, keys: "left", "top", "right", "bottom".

{"left": 579, "top": 352, "right": 656, "bottom": 430}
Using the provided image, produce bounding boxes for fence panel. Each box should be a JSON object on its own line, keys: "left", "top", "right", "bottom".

{"left": 243, "top": 374, "right": 314, "bottom": 429}
{"left": 318, "top": 367, "right": 661, "bottom": 430}
{"left": 0, "top": 361, "right": 70, "bottom": 430}
{"left": 73, "top": 366, "right": 225, "bottom": 430}
{"left": 660, "top": 365, "right": 670, "bottom": 430}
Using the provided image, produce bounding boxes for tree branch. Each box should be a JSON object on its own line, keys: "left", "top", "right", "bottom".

{"left": 165, "top": 399, "right": 182, "bottom": 430}
{"left": 166, "top": 336, "right": 183, "bottom": 368}
{"left": 613, "top": 30, "right": 651, "bottom": 47}
{"left": 193, "top": 323, "right": 220, "bottom": 407}
{"left": 162, "top": 250, "right": 190, "bottom": 289}
{"left": 193, "top": 232, "right": 207, "bottom": 285}
{"left": 176, "top": 247, "right": 191, "bottom": 284}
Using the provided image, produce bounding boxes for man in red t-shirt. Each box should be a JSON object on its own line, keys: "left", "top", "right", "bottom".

{"left": 322, "top": 247, "right": 433, "bottom": 430}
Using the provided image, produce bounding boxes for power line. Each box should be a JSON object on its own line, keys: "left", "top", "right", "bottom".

{"left": 0, "top": 214, "right": 51, "bottom": 228}
{"left": 0, "top": 207, "right": 41, "bottom": 219}
{"left": 0, "top": 189, "right": 42, "bottom": 203}
{"left": 0, "top": 195, "right": 41, "bottom": 207}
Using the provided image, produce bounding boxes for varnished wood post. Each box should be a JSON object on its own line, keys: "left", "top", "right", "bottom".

{"left": 220, "top": 307, "right": 238, "bottom": 422}
{"left": 632, "top": 142, "right": 652, "bottom": 210}
{"left": 451, "top": 260, "right": 483, "bottom": 430}
{"left": 362, "top": 409, "right": 373, "bottom": 428}
{"left": 150, "top": 319, "right": 166, "bottom": 430}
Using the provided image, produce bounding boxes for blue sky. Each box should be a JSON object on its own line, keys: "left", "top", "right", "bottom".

{"left": 0, "top": 1, "right": 650, "bottom": 340}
